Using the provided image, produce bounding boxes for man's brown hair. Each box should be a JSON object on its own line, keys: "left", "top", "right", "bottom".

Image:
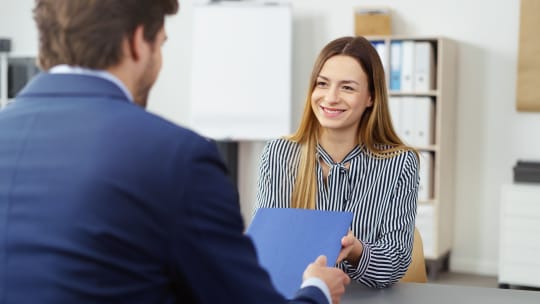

{"left": 34, "top": 0, "right": 179, "bottom": 70}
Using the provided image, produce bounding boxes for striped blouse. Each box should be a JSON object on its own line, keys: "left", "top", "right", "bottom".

{"left": 254, "top": 138, "right": 419, "bottom": 288}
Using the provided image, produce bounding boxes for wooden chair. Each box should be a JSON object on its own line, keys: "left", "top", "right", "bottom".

{"left": 400, "top": 227, "right": 428, "bottom": 283}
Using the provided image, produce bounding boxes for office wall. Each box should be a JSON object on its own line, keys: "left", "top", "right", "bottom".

{"left": 232, "top": 0, "right": 540, "bottom": 276}
{"left": 0, "top": 0, "right": 36, "bottom": 57}
{"left": 2, "top": 0, "right": 539, "bottom": 276}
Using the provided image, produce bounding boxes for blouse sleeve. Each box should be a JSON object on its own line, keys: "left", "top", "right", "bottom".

{"left": 340, "top": 150, "right": 419, "bottom": 288}
{"left": 253, "top": 141, "right": 276, "bottom": 215}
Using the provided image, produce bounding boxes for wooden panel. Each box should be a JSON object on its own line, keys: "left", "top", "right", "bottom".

{"left": 516, "top": 0, "right": 540, "bottom": 112}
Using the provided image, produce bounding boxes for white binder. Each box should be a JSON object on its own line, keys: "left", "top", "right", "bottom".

{"left": 413, "top": 97, "right": 435, "bottom": 147}
{"left": 416, "top": 203, "right": 435, "bottom": 257}
{"left": 400, "top": 97, "right": 416, "bottom": 145}
{"left": 374, "top": 42, "right": 388, "bottom": 78}
{"left": 414, "top": 42, "right": 435, "bottom": 92}
{"left": 388, "top": 96, "right": 404, "bottom": 140}
{"left": 418, "top": 152, "right": 434, "bottom": 201}
{"left": 400, "top": 41, "right": 415, "bottom": 92}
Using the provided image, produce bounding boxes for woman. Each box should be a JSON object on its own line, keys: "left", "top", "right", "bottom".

{"left": 254, "top": 36, "right": 419, "bottom": 288}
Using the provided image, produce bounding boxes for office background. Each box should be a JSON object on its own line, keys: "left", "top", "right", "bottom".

{"left": 1, "top": 0, "right": 538, "bottom": 278}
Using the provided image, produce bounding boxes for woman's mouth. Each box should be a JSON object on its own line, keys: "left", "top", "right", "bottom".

{"left": 321, "top": 106, "right": 345, "bottom": 117}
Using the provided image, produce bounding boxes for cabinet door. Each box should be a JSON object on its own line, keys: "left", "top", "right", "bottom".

{"left": 499, "top": 184, "right": 540, "bottom": 287}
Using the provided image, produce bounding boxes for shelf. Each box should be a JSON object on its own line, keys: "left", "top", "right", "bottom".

{"left": 418, "top": 199, "right": 437, "bottom": 205}
{"left": 414, "top": 145, "right": 438, "bottom": 152}
{"left": 369, "top": 36, "right": 457, "bottom": 262}
{"left": 389, "top": 90, "right": 438, "bottom": 97}
{"left": 365, "top": 35, "right": 443, "bottom": 42}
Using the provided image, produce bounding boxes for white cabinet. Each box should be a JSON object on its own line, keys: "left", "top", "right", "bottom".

{"left": 499, "top": 184, "right": 540, "bottom": 288}
{"left": 368, "top": 36, "right": 457, "bottom": 278}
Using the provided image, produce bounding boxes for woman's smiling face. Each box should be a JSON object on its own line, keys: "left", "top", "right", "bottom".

{"left": 311, "top": 55, "right": 373, "bottom": 136}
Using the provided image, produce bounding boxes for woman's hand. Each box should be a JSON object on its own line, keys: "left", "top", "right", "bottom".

{"left": 336, "top": 230, "right": 363, "bottom": 267}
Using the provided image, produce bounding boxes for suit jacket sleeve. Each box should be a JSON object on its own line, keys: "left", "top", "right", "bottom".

{"left": 168, "top": 135, "right": 328, "bottom": 304}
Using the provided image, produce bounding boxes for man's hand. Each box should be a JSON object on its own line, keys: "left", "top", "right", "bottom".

{"left": 303, "top": 255, "right": 351, "bottom": 304}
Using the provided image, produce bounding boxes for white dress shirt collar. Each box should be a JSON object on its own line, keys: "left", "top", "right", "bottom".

{"left": 48, "top": 65, "right": 134, "bottom": 102}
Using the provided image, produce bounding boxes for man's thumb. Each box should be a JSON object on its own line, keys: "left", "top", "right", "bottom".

{"left": 314, "top": 255, "right": 327, "bottom": 266}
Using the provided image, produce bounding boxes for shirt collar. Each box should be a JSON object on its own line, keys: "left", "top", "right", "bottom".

{"left": 317, "top": 144, "right": 363, "bottom": 167}
{"left": 48, "top": 65, "right": 134, "bottom": 102}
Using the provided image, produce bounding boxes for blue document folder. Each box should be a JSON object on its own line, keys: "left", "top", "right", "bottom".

{"left": 390, "top": 41, "right": 402, "bottom": 91}
{"left": 246, "top": 208, "right": 353, "bottom": 299}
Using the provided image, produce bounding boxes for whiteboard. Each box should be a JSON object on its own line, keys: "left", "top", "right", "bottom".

{"left": 190, "top": 3, "right": 292, "bottom": 140}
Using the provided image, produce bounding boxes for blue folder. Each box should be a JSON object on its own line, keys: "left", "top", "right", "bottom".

{"left": 246, "top": 208, "right": 353, "bottom": 299}
{"left": 390, "top": 40, "right": 402, "bottom": 91}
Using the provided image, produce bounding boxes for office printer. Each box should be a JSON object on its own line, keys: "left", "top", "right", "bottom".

{"left": 514, "top": 160, "right": 540, "bottom": 184}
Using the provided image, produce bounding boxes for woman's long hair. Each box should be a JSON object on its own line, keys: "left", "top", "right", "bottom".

{"left": 288, "top": 36, "right": 417, "bottom": 209}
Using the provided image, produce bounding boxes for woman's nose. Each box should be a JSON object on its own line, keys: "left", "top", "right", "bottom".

{"left": 324, "top": 86, "right": 339, "bottom": 103}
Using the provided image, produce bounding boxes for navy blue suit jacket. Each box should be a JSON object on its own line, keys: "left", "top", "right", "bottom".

{"left": 0, "top": 73, "right": 328, "bottom": 304}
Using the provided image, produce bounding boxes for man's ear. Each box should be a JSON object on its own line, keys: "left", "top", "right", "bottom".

{"left": 128, "top": 25, "right": 147, "bottom": 62}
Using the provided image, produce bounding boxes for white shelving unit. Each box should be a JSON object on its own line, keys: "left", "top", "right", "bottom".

{"left": 367, "top": 36, "right": 457, "bottom": 278}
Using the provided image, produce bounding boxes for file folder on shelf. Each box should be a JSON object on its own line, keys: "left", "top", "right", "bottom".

{"left": 388, "top": 96, "right": 404, "bottom": 140}
{"left": 372, "top": 41, "right": 388, "bottom": 77}
{"left": 418, "top": 152, "right": 434, "bottom": 201}
{"left": 416, "top": 204, "right": 435, "bottom": 257}
{"left": 390, "top": 41, "right": 402, "bottom": 91}
{"left": 246, "top": 208, "right": 353, "bottom": 299}
{"left": 413, "top": 97, "right": 435, "bottom": 147}
{"left": 414, "top": 42, "right": 435, "bottom": 92}
{"left": 400, "top": 41, "right": 415, "bottom": 92}
{"left": 400, "top": 97, "right": 416, "bottom": 145}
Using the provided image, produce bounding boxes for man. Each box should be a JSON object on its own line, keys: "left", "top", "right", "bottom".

{"left": 0, "top": 1, "right": 350, "bottom": 303}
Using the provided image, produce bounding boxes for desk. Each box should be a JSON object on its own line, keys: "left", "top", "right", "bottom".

{"left": 342, "top": 282, "right": 540, "bottom": 304}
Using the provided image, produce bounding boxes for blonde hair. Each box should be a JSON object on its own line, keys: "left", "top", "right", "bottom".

{"left": 288, "top": 36, "right": 418, "bottom": 209}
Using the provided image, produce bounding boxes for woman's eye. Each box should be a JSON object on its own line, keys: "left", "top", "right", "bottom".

{"left": 316, "top": 81, "right": 327, "bottom": 87}
{"left": 343, "top": 86, "right": 354, "bottom": 91}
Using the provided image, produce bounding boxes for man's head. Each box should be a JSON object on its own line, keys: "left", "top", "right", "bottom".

{"left": 34, "top": 0, "right": 178, "bottom": 70}
{"left": 33, "top": 0, "right": 179, "bottom": 107}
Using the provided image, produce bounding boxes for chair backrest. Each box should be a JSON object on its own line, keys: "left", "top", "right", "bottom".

{"left": 400, "top": 227, "right": 428, "bottom": 283}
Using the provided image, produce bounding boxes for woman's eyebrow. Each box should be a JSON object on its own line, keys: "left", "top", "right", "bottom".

{"left": 317, "top": 75, "right": 359, "bottom": 85}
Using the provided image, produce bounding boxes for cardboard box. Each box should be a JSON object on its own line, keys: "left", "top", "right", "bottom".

{"left": 354, "top": 8, "right": 391, "bottom": 36}
{"left": 516, "top": 0, "right": 540, "bottom": 112}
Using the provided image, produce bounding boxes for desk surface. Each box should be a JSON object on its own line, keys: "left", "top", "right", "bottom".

{"left": 342, "top": 282, "right": 540, "bottom": 304}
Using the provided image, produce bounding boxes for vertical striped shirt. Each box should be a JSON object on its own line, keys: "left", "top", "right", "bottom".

{"left": 254, "top": 138, "right": 419, "bottom": 288}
